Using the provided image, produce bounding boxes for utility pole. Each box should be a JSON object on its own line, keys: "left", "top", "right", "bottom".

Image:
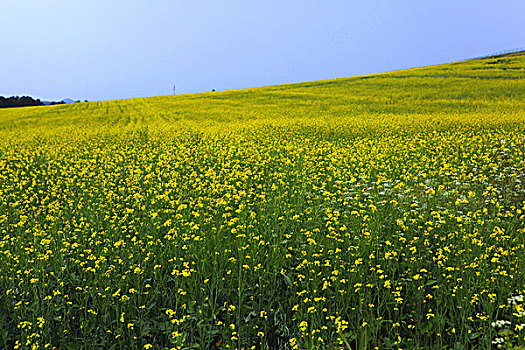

{"left": 173, "top": 85, "right": 176, "bottom": 95}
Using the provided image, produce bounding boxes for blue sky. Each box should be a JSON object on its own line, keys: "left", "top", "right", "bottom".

{"left": 1, "top": 0, "right": 524, "bottom": 101}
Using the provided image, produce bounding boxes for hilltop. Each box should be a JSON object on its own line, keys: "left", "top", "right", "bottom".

{"left": 0, "top": 51, "right": 524, "bottom": 137}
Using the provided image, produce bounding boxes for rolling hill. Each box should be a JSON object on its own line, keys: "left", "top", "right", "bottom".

{"left": 1, "top": 51, "right": 524, "bottom": 136}
{"left": 0, "top": 53, "right": 524, "bottom": 349}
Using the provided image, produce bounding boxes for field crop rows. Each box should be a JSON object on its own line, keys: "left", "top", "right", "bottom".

{"left": 0, "top": 53, "right": 525, "bottom": 349}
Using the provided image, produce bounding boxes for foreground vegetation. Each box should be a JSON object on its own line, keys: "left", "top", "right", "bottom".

{"left": 1, "top": 52, "right": 525, "bottom": 349}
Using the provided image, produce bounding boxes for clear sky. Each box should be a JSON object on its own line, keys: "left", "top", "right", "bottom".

{"left": 1, "top": 0, "right": 524, "bottom": 101}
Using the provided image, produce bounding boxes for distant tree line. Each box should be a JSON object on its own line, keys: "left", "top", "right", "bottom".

{"left": 1, "top": 96, "right": 42, "bottom": 108}
{"left": 0, "top": 96, "right": 68, "bottom": 109}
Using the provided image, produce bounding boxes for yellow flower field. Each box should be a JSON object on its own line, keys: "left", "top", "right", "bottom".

{"left": 1, "top": 52, "right": 524, "bottom": 349}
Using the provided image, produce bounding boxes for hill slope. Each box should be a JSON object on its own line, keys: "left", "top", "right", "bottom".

{"left": 0, "top": 54, "right": 524, "bottom": 349}
{"left": 0, "top": 52, "right": 524, "bottom": 136}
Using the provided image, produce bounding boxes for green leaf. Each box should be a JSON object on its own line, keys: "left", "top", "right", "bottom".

{"left": 280, "top": 272, "right": 292, "bottom": 287}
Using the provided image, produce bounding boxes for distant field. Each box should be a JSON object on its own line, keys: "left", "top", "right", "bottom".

{"left": 1, "top": 53, "right": 524, "bottom": 349}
